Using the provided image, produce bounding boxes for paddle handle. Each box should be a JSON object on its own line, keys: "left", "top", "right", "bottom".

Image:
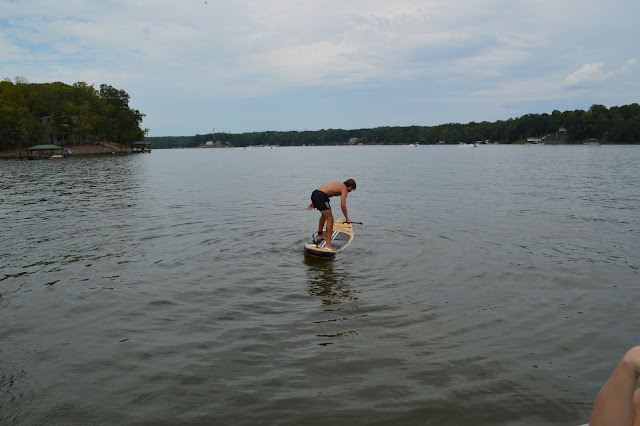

{"left": 340, "top": 221, "right": 363, "bottom": 225}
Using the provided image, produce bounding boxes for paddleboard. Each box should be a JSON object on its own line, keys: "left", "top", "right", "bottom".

{"left": 304, "top": 217, "right": 354, "bottom": 258}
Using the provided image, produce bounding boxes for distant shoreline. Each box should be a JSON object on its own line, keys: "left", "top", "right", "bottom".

{"left": 149, "top": 141, "right": 638, "bottom": 149}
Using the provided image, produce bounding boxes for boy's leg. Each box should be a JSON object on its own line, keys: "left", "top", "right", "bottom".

{"left": 317, "top": 215, "right": 326, "bottom": 241}
{"left": 322, "top": 210, "right": 334, "bottom": 249}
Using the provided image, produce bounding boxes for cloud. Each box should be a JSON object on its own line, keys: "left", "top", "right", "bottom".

{"left": 3, "top": 0, "right": 640, "bottom": 134}
{"left": 563, "top": 59, "right": 639, "bottom": 89}
{"left": 622, "top": 57, "right": 637, "bottom": 71}
{"left": 562, "top": 62, "right": 612, "bottom": 88}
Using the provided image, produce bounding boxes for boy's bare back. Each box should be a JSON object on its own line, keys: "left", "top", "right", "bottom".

{"left": 316, "top": 181, "right": 346, "bottom": 197}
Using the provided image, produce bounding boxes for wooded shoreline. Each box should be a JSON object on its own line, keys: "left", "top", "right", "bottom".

{"left": 0, "top": 80, "right": 146, "bottom": 153}
{"left": 145, "top": 103, "right": 640, "bottom": 149}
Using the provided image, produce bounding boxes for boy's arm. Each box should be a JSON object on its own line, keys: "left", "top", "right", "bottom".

{"left": 340, "top": 187, "right": 350, "bottom": 223}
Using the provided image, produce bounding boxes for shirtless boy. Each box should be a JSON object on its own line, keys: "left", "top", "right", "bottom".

{"left": 307, "top": 179, "right": 356, "bottom": 250}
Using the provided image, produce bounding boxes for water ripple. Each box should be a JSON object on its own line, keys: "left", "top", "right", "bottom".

{"left": 1, "top": 147, "right": 639, "bottom": 425}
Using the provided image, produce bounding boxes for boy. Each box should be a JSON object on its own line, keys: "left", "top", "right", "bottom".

{"left": 307, "top": 179, "right": 356, "bottom": 250}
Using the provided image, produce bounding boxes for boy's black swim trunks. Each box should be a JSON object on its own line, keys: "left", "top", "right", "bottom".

{"left": 311, "top": 190, "right": 331, "bottom": 211}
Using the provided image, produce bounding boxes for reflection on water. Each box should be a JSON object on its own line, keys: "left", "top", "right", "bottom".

{"left": 305, "top": 255, "right": 357, "bottom": 304}
{"left": 304, "top": 255, "right": 363, "bottom": 345}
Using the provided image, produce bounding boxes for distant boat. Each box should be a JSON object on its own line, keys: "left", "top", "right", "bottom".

{"left": 131, "top": 141, "right": 151, "bottom": 153}
{"left": 27, "top": 144, "right": 64, "bottom": 159}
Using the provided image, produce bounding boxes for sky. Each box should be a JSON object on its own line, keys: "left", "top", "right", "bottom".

{"left": 2, "top": 0, "right": 639, "bottom": 136}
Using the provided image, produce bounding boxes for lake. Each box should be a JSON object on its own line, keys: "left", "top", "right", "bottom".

{"left": 1, "top": 145, "right": 639, "bottom": 425}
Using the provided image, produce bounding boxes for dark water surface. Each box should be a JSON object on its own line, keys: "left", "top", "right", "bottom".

{"left": 1, "top": 145, "right": 639, "bottom": 425}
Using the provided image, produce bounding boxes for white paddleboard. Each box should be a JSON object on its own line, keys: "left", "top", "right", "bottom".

{"left": 303, "top": 217, "right": 354, "bottom": 258}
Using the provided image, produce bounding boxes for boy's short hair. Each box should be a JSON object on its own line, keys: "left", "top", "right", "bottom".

{"left": 344, "top": 179, "right": 356, "bottom": 190}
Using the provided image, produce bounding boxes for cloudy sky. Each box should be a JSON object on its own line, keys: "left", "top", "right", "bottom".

{"left": 2, "top": 0, "right": 639, "bottom": 136}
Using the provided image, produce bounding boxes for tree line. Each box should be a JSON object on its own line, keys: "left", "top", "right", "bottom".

{"left": 0, "top": 78, "right": 146, "bottom": 151}
{"left": 147, "top": 103, "right": 640, "bottom": 149}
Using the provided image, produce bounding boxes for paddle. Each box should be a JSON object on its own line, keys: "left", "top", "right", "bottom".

{"left": 340, "top": 221, "right": 363, "bottom": 225}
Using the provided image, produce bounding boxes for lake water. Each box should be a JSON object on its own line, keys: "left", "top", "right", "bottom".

{"left": 1, "top": 145, "right": 639, "bottom": 425}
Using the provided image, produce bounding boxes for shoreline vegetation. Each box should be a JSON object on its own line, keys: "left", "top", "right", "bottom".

{"left": 2, "top": 78, "right": 639, "bottom": 153}
{"left": 0, "top": 79, "right": 146, "bottom": 155}
{"left": 146, "top": 103, "right": 640, "bottom": 149}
